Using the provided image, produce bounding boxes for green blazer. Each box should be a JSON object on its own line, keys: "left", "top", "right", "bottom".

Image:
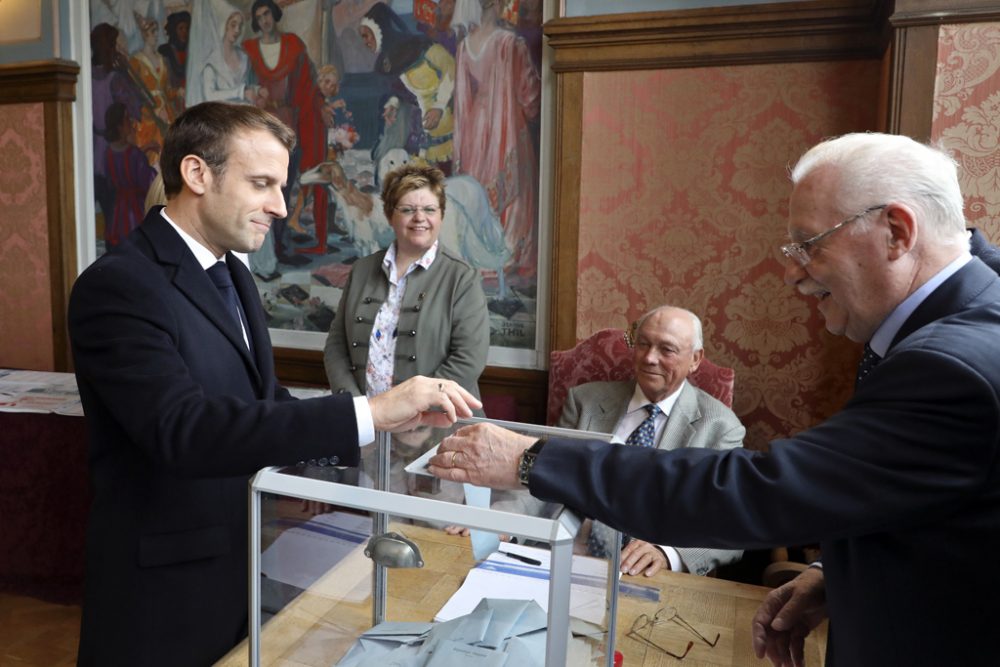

{"left": 323, "top": 245, "right": 489, "bottom": 401}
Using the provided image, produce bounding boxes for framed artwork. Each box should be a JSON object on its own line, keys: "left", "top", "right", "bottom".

{"left": 85, "top": 0, "right": 545, "bottom": 363}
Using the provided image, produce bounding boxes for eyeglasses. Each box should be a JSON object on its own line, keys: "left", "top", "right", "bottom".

{"left": 394, "top": 205, "right": 440, "bottom": 216}
{"left": 628, "top": 612, "right": 693, "bottom": 660}
{"left": 781, "top": 204, "right": 887, "bottom": 267}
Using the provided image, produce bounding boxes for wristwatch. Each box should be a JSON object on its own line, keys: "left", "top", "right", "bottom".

{"left": 518, "top": 437, "right": 547, "bottom": 487}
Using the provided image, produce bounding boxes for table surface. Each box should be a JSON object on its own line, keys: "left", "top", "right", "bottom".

{"left": 217, "top": 523, "right": 826, "bottom": 666}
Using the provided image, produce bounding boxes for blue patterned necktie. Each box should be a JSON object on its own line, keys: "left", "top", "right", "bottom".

{"left": 855, "top": 343, "right": 881, "bottom": 388}
{"left": 587, "top": 403, "right": 665, "bottom": 558}
{"left": 207, "top": 261, "right": 253, "bottom": 353}
{"left": 626, "top": 403, "right": 663, "bottom": 448}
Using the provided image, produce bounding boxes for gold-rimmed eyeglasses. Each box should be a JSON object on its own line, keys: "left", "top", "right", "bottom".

{"left": 654, "top": 605, "right": 720, "bottom": 647}
{"left": 628, "top": 612, "right": 693, "bottom": 660}
{"left": 781, "top": 204, "right": 887, "bottom": 267}
{"left": 627, "top": 605, "right": 720, "bottom": 659}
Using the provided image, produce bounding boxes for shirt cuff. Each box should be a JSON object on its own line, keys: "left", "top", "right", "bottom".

{"left": 661, "top": 545, "right": 684, "bottom": 573}
{"left": 807, "top": 560, "right": 823, "bottom": 570}
{"left": 355, "top": 396, "right": 375, "bottom": 445}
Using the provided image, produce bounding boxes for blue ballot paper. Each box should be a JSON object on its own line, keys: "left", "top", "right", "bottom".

{"left": 463, "top": 483, "right": 501, "bottom": 561}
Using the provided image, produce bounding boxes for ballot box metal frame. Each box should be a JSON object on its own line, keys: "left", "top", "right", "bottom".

{"left": 248, "top": 418, "right": 621, "bottom": 667}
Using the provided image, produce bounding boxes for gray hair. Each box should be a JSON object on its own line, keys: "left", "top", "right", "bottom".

{"left": 790, "top": 133, "right": 967, "bottom": 247}
{"left": 635, "top": 305, "right": 703, "bottom": 352}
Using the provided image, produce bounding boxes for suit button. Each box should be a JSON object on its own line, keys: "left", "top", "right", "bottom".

{"left": 363, "top": 297, "right": 372, "bottom": 304}
{"left": 350, "top": 365, "right": 357, "bottom": 371}
{"left": 318, "top": 457, "right": 329, "bottom": 466}
{"left": 413, "top": 305, "right": 421, "bottom": 311}
{"left": 408, "top": 355, "right": 416, "bottom": 361}
{"left": 330, "top": 456, "right": 339, "bottom": 465}
{"left": 351, "top": 341, "right": 358, "bottom": 348}
{"left": 418, "top": 292, "right": 426, "bottom": 299}
{"left": 307, "top": 459, "right": 317, "bottom": 466}
{"left": 408, "top": 330, "right": 416, "bottom": 336}
{"left": 355, "top": 316, "right": 363, "bottom": 322}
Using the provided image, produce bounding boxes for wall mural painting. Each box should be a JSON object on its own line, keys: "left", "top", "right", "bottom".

{"left": 88, "top": 0, "right": 543, "bottom": 351}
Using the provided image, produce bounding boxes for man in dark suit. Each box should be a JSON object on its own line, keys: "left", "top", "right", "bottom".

{"left": 69, "top": 101, "right": 479, "bottom": 666}
{"left": 429, "top": 133, "right": 1000, "bottom": 666}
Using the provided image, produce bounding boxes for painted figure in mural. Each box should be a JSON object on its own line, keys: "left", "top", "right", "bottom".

{"left": 360, "top": 2, "right": 456, "bottom": 174}
{"left": 414, "top": 0, "right": 466, "bottom": 57}
{"left": 287, "top": 63, "right": 357, "bottom": 239}
{"left": 103, "top": 102, "right": 157, "bottom": 247}
{"left": 244, "top": 0, "right": 329, "bottom": 264}
{"left": 323, "top": 163, "right": 489, "bottom": 402}
{"left": 187, "top": 0, "right": 253, "bottom": 107}
{"left": 91, "top": 22, "right": 144, "bottom": 231}
{"left": 157, "top": 10, "right": 190, "bottom": 91}
{"left": 130, "top": 12, "right": 181, "bottom": 165}
{"left": 454, "top": 0, "right": 541, "bottom": 281}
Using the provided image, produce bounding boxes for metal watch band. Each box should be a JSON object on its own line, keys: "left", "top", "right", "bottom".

{"left": 518, "top": 437, "right": 547, "bottom": 487}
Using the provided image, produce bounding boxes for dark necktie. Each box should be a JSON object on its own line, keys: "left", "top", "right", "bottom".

{"left": 588, "top": 403, "right": 665, "bottom": 557}
{"left": 855, "top": 343, "right": 881, "bottom": 388}
{"left": 626, "top": 403, "right": 663, "bottom": 448}
{"left": 207, "top": 261, "right": 253, "bottom": 352}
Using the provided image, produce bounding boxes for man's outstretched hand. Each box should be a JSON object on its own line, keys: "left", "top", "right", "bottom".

{"left": 369, "top": 376, "right": 481, "bottom": 432}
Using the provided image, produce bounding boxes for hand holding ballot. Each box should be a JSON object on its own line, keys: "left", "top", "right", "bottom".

{"left": 370, "top": 377, "right": 482, "bottom": 432}
{"left": 429, "top": 422, "right": 535, "bottom": 489}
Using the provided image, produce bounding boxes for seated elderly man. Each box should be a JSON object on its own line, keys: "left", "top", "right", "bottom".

{"left": 560, "top": 305, "right": 745, "bottom": 577}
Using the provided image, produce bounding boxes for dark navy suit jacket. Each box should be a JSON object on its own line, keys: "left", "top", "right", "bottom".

{"left": 69, "top": 208, "right": 360, "bottom": 666}
{"left": 529, "top": 258, "right": 1000, "bottom": 666}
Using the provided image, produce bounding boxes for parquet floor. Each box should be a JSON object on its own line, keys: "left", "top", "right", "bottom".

{"left": 0, "top": 594, "right": 80, "bottom": 666}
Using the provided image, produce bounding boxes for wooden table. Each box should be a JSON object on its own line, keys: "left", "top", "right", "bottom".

{"left": 217, "top": 524, "right": 826, "bottom": 666}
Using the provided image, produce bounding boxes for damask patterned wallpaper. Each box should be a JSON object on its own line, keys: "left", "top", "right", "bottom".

{"left": 0, "top": 103, "right": 53, "bottom": 371}
{"left": 935, "top": 22, "right": 1000, "bottom": 244}
{"left": 577, "top": 61, "right": 881, "bottom": 450}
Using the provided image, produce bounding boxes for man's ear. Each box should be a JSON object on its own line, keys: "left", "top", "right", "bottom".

{"left": 179, "top": 154, "right": 211, "bottom": 195}
{"left": 689, "top": 348, "right": 704, "bottom": 374}
{"left": 885, "top": 203, "right": 917, "bottom": 260}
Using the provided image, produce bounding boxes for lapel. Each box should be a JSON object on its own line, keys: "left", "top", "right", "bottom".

{"left": 890, "top": 258, "right": 997, "bottom": 351}
{"left": 137, "top": 210, "right": 265, "bottom": 391}
{"left": 590, "top": 382, "right": 632, "bottom": 434}
{"left": 657, "top": 382, "right": 699, "bottom": 451}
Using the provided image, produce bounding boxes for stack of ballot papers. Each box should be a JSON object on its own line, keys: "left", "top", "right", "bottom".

{"left": 334, "top": 598, "right": 600, "bottom": 666}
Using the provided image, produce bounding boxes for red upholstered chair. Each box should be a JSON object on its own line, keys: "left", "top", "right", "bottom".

{"left": 546, "top": 328, "right": 735, "bottom": 425}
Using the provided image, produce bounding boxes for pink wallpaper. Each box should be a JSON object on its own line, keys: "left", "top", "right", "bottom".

{"left": 0, "top": 103, "right": 54, "bottom": 371}
{"left": 934, "top": 22, "right": 1000, "bottom": 245}
{"left": 577, "top": 61, "right": 881, "bottom": 450}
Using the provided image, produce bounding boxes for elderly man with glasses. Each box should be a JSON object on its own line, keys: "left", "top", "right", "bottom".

{"left": 429, "top": 133, "right": 1000, "bottom": 666}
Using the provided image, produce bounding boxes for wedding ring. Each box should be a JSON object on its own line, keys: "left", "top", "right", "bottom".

{"left": 450, "top": 451, "right": 457, "bottom": 467}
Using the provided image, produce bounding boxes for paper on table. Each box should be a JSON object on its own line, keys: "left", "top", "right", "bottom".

{"left": 260, "top": 511, "right": 371, "bottom": 594}
{"left": 435, "top": 545, "right": 608, "bottom": 626}
{"left": 423, "top": 639, "right": 508, "bottom": 667}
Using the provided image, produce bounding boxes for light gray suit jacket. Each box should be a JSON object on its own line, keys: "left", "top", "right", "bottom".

{"left": 557, "top": 380, "right": 745, "bottom": 575}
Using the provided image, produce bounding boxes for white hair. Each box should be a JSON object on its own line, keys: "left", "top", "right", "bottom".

{"left": 790, "top": 133, "right": 967, "bottom": 247}
{"left": 636, "top": 305, "right": 703, "bottom": 352}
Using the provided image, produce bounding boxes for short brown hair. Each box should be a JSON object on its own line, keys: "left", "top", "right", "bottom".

{"left": 381, "top": 163, "right": 447, "bottom": 219}
{"left": 160, "top": 101, "right": 296, "bottom": 197}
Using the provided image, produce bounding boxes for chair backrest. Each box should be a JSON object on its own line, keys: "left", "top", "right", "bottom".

{"left": 546, "top": 328, "right": 735, "bottom": 425}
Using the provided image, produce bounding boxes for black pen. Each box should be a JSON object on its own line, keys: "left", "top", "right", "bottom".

{"left": 499, "top": 550, "right": 542, "bottom": 566}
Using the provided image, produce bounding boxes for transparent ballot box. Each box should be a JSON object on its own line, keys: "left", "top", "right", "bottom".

{"left": 248, "top": 418, "right": 623, "bottom": 666}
